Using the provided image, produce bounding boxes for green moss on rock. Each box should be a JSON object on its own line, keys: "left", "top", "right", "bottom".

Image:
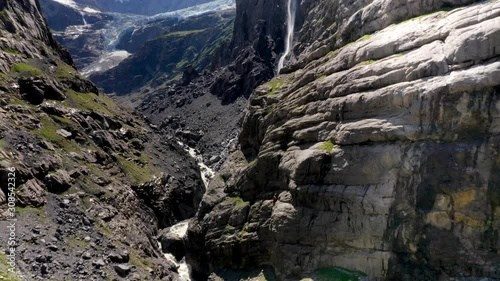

{"left": 65, "top": 235, "right": 90, "bottom": 249}
{"left": 161, "top": 29, "right": 206, "bottom": 38}
{"left": 302, "top": 267, "right": 366, "bottom": 281}
{"left": 116, "top": 155, "right": 156, "bottom": 184}
{"left": 10, "top": 63, "right": 43, "bottom": 77}
{"left": 264, "top": 78, "right": 285, "bottom": 96}
{"left": 55, "top": 63, "right": 78, "bottom": 79}
{"left": 32, "top": 117, "right": 81, "bottom": 152}
{"left": 317, "top": 140, "right": 334, "bottom": 153}
{"left": 64, "top": 90, "right": 119, "bottom": 116}
{"left": 226, "top": 196, "right": 250, "bottom": 208}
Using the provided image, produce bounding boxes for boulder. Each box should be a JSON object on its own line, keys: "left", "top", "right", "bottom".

{"left": 40, "top": 101, "right": 73, "bottom": 116}
{"left": 16, "top": 179, "right": 47, "bottom": 207}
{"left": 19, "top": 78, "right": 66, "bottom": 105}
{"left": 19, "top": 81, "right": 44, "bottom": 105}
{"left": 159, "top": 230, "right": 185, "bottom": 260}
{"left": 107, "top": 251, "right": 129, "bottom": 263}
{"left": 92, "top": 259, "right": 106, "bottom": 268}
{"left": 90, "top": 130, "right": 121, "bottom": 151}
{"left": 113, "top": 264, "right": 131, "bottom": 277}
{"left": 44, "top": 170, "right": 72, "bottom": 193}
{"left": 176, "top": 130, "right": 203, "bottom": 142}
{"left": 181, "top": 65, "right": 199, "bottom": 86}
{"left": 56, "top": 129, "right": 72, "bottom": 139}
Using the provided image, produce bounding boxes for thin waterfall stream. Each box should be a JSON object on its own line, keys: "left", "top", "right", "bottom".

{"left": 158, "top": 221, "right": 192, "bottom": 281}
{"left": 277, "top": 0, "right": 296, "bottom": 73}
{"left": 80, "top": 12, "right": 87, "bottom": 25}
{"left": 157, "top": 142, "right": 216, "bottom": 281}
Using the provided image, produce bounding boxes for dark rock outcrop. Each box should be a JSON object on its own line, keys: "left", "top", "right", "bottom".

{"left": 44, "top": 169, "right": 72, "bottom": 193}
{"left": 207, "top": 0, "right": 287, "bottom": 103}
{"left": 133, "top": 171, "right": 204, "bottom": 229}
{"left": 181, "top": 65, "right": 199, "bottom": 86}
{"left": 19, "top": 78, "right": 66, "bottom": 105}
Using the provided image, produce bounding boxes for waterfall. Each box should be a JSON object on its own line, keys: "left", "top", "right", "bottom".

{"left": 156, "top": 142, "right": 216, "bottom": 281}
{"left": 277, "top": 0, "right": 296, "bottom": 73}
{"left": 158, "top": 221, "right": 193, "bottom": 281}
{"left": 81, "top": 12, "right": 87, "bottom": 25}
{"left": 177, "top": 141, "right": 214, "bottom": 188}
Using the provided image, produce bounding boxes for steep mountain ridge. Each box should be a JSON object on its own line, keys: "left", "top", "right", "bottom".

{"left": 43, "top": 0, "right": 214, "bottom": 16}
{"left": 39, "top": 0, "right": 236, "bottom": 73}
{"left": 90, "top": 9, "right": 235, "bottom": 96}
{"left": 0, "top": 0, "right": 204, "bottom": 279}
{"left": 0, "top": 0, "right": 73, "bottom": 69}
{"left": 186, "top": 0, "right": 500, "bottom": 280}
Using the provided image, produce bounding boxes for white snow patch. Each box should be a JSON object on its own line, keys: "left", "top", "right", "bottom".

{"left": 148, "top": 0, "right": 235, "bottom": 21}
{"left": 51, "top": 0, "right": 78, "bottom": 9}
{"left": 83, "top": 7, "right": 100, "bottom": 13}
{"left": 63, "top": 24, "right": 88, "bottom": 39}
{"left": 81, "top": 50, "right": 131, "bottom": 76}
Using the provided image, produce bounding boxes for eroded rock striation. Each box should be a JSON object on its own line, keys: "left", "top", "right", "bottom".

{"left": 187, "top": 0, "right": 500, "bottom": 280}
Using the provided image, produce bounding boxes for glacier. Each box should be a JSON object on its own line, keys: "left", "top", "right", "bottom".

{"left": 51, "top": 0, "right": 236, "bottom": 76}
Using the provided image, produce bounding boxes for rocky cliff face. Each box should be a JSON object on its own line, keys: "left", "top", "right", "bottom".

{"left": 187, "top": 0, "right": 500, "bottom": 280}
{"left": 0, "top": 0, "right": 204, "bottom": 279}
{"left": 209, "top": 0, "right": 286, "bottom": 102}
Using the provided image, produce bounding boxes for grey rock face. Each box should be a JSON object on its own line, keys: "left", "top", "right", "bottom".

{"left": 288, "top": 0, "right": 493, "bottom": 71}
{"left": 187, "top": 1, "right": 500, "bottom": 280}
{"left": 0, "top": 0, "right": 73, "bottom": 69}
{"left": 133, "top": 173, "right": 204, "bottom": 229}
